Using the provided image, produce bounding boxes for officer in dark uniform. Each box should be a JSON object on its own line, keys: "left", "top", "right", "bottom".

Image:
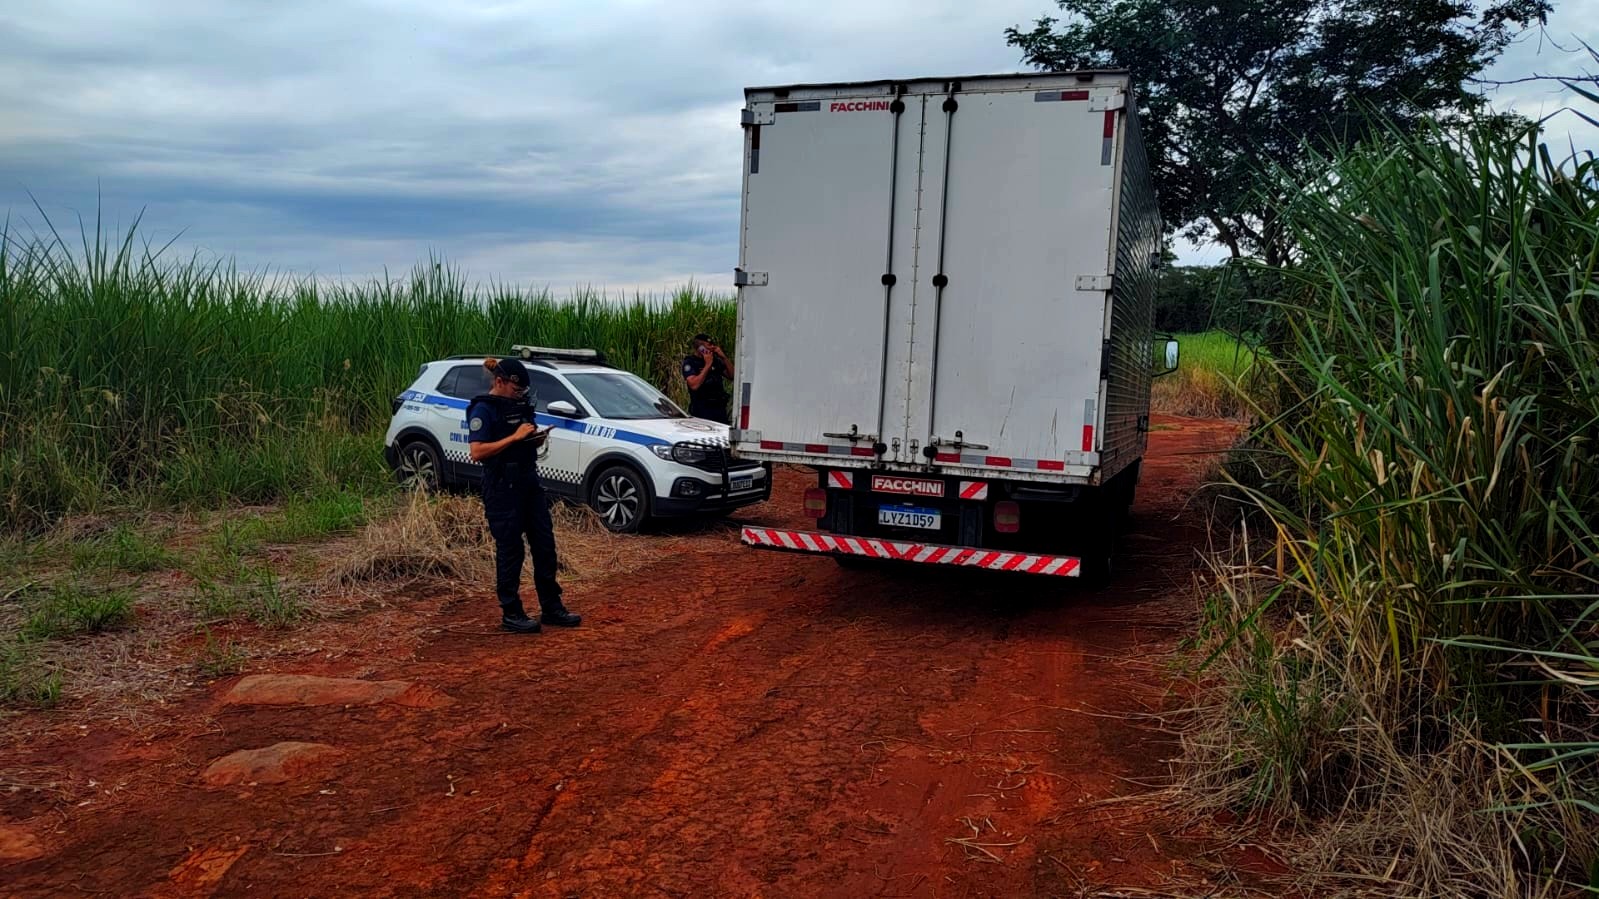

{"left": 682, "top": 332, "right": 733, "bottom": 423}
{"left": 467, "top": 357, "right": 582, "bottom": 633}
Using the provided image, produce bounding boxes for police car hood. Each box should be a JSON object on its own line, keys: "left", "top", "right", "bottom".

{"left": 613, "top": 416, "right": 730, "bottom": 446}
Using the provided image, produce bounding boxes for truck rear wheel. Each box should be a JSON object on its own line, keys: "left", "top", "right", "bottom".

{"left": 1074, "top": 486, "right": 1120, "bottom": 586}
{"left": 1112, "top": 461, "right": 1141, "bottom": 532}
{"left": 1079, "top": 535, "right": 1115, "bottom": 586}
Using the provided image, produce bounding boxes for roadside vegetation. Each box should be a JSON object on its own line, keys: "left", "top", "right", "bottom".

{"left": 1150, "top": 330, "right": 1260, "bottom": 420}
{"left": 0, "top": 224, "right": 732, "bottom": 710}
{"left": 0, "top": 225, "right": 733, "bottom": 534}
{"left": 1184, "top": 116, "right": 1599, "bottom": 895}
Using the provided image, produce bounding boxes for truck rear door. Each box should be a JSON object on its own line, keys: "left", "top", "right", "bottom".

{"left": 907, "top": 85, "right": 1122, "bottom": 474}
{"left": 735, "top": 91, "right": 922, "bottom": 462}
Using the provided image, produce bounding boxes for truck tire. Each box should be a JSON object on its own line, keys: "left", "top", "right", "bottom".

{"left": 1079, "top": 534, "right": 1115, "bottom": 586}
{"left": 590, "top": 464, "right": 650, "bottom": 533}
{"left": 1077, "top": 487, "right": 1119, "bottom": 586}
{"left": 1113, "top": 461, "right": 1141, "bottom": 532}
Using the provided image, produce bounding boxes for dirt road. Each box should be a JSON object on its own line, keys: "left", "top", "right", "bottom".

{"left": 2, "top": 416, "right": 1244, "bottom": 897}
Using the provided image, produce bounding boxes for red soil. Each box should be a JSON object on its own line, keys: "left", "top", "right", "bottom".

{"left": 1, "top": 415, "right": 1249, "bottom": 897}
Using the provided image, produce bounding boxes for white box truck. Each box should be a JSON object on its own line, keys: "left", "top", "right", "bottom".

{"left": 730, "top": 71, "right": 1174, "bottom": 580}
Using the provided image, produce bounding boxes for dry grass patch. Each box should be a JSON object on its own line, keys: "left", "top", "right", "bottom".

{"left": 324, "top": 488, "right": 491, "bottom": 589}
{"left": 324, "top": 488, "right": 648, "bottom": 592}
{"left": 1178, "top": 559, "right": 1598, "bottom": 898}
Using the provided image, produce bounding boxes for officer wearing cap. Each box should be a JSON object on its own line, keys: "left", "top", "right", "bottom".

{"left": 682, "top": 332, "right": 733, "bottom": 424}
{"left": 467, "top": 357, "right": 582, "bottom": 633}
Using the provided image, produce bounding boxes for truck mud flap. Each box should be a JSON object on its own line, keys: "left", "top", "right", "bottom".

{"left": 740, "top": 527, "right": 1080, "bottom": 577}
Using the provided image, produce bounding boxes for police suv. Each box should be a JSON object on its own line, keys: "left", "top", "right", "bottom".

{"left": 384, "top": 346, "right": 771, "bottom": 532}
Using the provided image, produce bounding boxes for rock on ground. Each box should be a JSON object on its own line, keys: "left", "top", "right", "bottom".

{"left": 221, "top": 674, "right": 450, "bottom": 708}
{"left": 202, "top": 742, "right": 347, "bottom": 786}
{"left": 0, "top": 824, "right": 45, "bottom": 863}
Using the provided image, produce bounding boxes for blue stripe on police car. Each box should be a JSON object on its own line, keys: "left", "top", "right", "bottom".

{"left": 415, "top": 392, "right": 667, "bottom": 448}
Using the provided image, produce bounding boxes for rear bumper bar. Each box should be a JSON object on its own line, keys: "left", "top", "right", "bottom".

{"left": 740, "top": 527, "right": 1081, "bottom": 577}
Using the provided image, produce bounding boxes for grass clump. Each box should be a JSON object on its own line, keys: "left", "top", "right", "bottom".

{"left": 243, "top": 569, "right": 302, "bottom": 629}
{"left": 0, "top": 640, "right": 61, "bottom": 707}
{"left": 187, "top": 569, "right": 303, "bottom": 629}
{"left": 1185, "top": 115, "right": 1599, "bottom": 895}
{"left": 189, "top": 578, "right": 243, "bottom": 622}
{"left": 234, "top": 490, "right": 372, "bottom": 546}
{"left": 326, "top": 488, "right": 490, "bottom": 588}
{"left": 69, "top": 523, "right": 178, "bottom": 574}
{"left": 194, "top": 629, "right": 246, "bottom": 678}
{"left": 21, "top": 583, "right": 135, "bottom": 639}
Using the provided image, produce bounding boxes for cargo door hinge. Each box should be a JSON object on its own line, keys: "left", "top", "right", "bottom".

{"left": 741, "top": 106, "right": 775, "bottom": 126}
{"left": 1089, "top": 89, "right": 1126, "bottom": 112}
{"left": 734, "top": 268, "right": 769, "bottom": 287}
{"left": 1075, "top": 274, "right": 1113, "bottom": 291}
{"left": 1100, "top": 339, "right": 1113, "bottom": 375}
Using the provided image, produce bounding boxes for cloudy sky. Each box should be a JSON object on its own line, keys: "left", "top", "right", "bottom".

{"left": 2, "top": 0, "right": 1594, "bottom": 292}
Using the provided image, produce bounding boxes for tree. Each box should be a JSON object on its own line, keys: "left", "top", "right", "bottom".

{"left": 1006, "top": 0, "right": 1551, "bottom": 264}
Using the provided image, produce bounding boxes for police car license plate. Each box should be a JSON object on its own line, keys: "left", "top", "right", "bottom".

{"left": 730, "top": 475, "right": 754, "bottom": 492}
{"left": 878, "top": 506, "right": 941, "bottom": 530}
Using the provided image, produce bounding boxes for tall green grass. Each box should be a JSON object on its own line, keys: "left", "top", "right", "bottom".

{"left": 1150, "top": 330, "right": 1263, "bottom": 419}
{"left": 0, "top": 219, "right": 734, "bottom": 532}
{"left": 1190, "top": 117, "right": 1598, "bottom": 893}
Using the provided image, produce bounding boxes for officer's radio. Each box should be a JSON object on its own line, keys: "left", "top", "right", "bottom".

{"left": 527, "top": 390, "right": 550, "bottom": 461}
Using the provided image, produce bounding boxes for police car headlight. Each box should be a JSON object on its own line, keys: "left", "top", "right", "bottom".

{"left": 671, "top": 444, "right": 709, "bottom": 464}
{"left": 650, "top": 445, "right": 675, "bottom": 461}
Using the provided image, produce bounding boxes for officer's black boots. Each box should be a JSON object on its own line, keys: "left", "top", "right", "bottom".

{"left": 540, "top": 602, "right": 582, "bottom": 628}
{"left": 500, "top": 599, "right": 578, "bottom": 631}
{"left": 500, "top": 602, "right": 542, "bottom": 634}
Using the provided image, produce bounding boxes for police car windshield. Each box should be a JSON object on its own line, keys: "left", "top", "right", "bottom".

{"left": 564, "top": 372, "right": 687, "bottom": 420}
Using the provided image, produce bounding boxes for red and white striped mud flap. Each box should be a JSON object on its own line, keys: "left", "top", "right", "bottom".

{"left": 740, "top": 527, "right": 1081, "bottom": 577}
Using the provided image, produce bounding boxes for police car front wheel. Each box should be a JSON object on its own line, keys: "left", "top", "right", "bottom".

{"left": 396, "top": 439, "right": 443, "bottom": 491}
{"left": 590, "top": 465, "right": 650, "bottom": 533}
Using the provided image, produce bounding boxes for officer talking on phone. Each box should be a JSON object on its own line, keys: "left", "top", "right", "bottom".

{"left": 682, "top": 332, "right": 733, "bottom": 424}
{"left": 467, "top": 357, "right": 581, "bottom": 633}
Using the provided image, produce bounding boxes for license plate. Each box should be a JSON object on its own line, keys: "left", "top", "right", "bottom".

{"left": 877, "top": 506, "right": 941, "bottom": 530}
{"left": 730, "top": 476, "right": 754, "bottom": 492}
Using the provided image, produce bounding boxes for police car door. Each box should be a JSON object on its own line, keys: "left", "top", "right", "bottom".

{"left": 438, "top": 364, "right": 493, "bottom": 475}
{"left": 527, "top": 371, "right": 586, "bottom": 495}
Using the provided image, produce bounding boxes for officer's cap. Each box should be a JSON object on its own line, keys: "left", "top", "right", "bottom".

{"left": 491, "top": 357, "right": 530, "bottom": 388}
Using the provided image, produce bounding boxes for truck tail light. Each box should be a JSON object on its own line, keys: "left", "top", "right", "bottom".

{"left": 803, "top": 488, "right": 827, "bottom": 518}
{"left": 994, "top": 501, "right": 1020, "bottom": 533}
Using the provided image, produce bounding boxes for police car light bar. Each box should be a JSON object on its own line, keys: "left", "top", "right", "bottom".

{"left": 511, "top": 345, "right": 607, "bottom": 364}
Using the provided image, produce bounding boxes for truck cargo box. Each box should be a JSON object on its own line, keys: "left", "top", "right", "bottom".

{"left": 730, "top": 71, "right": 1167, "bottom": 578}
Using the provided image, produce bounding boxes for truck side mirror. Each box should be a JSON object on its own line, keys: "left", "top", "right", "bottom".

{"left": 1154, "top": 337, "right": 1180, "bottom": 377}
